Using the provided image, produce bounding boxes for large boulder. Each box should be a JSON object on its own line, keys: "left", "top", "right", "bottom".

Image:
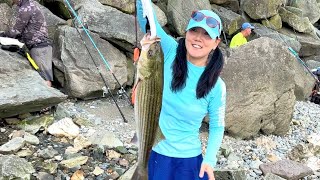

{"left": 279, "top": 27, "right": 320, "bottom": 57}
{"left": 167, "top": 0, "right": 211, "bottom": 36}
{"left": 98, "top": 0, "right": 135, "bottom": 13}
{"left": 289, "top": 0, "right": 320, "bottom": 24}
{"left": 210, "top": 0, "right": 228, "bottom": 4}
{"left": 242, "top": 0, "right": 285, "bottom": 20}
{"left": 54, "top": 26, "right": 127, "bottom": 99}
{"left": 252, "top": 24, "right": 301, "bottom": 53}
{"left": 292, "top": 57, "right": 316, "bottom": 101}
{"left": 212, "top": 4, "right": 245, "bottom": 36}
{"left": 0, "top": 3, "right": 12, "bottom": 32}
{"left": 222, "top": 37, "right": 297, "bottom": 139}
{"left": 211, "top": 0, "right": 240, "bottom": 13}
{"left": 261, "top": 14, "right": 282, "bottom": 30}
{"left": 73, "top": 0, "right": 143, "bottom": 50}
{"left": 0, "top": 155, "right": 35, "bottom": 179}
{"left": 0, "top": 50, "right": 67, "bottom": 118}
{"left": 279, "top": 7, "right": 314, "bottom": 34}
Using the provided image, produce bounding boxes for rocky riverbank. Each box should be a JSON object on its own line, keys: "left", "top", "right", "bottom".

{"left": 0, "top": 98, "right": 319, "bottom": 179}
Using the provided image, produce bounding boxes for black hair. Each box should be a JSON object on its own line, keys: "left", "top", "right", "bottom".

{"left": 170, "top": 38, "right": 224, "bottom": 99}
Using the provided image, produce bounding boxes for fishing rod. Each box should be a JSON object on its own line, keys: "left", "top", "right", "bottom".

{"left": 63, "top": 0, "right": 133, "bottom": 106}
{"left": 63, "top": 0, "right": 130, "bottom": 123}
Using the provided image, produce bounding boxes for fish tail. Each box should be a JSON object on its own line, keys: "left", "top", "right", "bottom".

{"left": 131, "top": 166, "right": 148, "bottom": 180}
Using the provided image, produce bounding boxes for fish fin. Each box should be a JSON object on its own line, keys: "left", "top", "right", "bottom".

{"left": 130, "top": 132, "right": 138, "bottom": 145}
{"left": 133, "top": 47, "right": 140, "bottom": 63}
{"left": 131, "top": 166, "right": 148, "bottom": 180}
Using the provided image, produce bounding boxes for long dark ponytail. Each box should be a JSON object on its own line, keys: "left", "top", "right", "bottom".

{"left": 171, "top": 38, "right": 224, "bottom": 99}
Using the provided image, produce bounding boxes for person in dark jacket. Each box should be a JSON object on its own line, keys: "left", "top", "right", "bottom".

{"left": 1, "top": 0, "right": 53, "bottom": 86}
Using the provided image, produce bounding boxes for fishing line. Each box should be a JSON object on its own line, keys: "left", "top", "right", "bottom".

{"left": 63, "top": 0, "right": 133, "bottom": 107}
{"left": 63, "top": 0, "right": 130, "bottom": 122}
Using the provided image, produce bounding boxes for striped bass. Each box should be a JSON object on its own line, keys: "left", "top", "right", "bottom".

{"left": 131, "top": 35, "right": 165, "bottom": 180}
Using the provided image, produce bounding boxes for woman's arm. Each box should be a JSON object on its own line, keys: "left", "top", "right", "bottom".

{"left": 203, "top": 79, "right": 226, "bottom": 168}
{"left": 136, "top": 0, "right": 177, "bottom": 57}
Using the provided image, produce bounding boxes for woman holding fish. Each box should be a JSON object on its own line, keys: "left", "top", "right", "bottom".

{"left": 134, "top": 0, "right": 226, "bottom": 179}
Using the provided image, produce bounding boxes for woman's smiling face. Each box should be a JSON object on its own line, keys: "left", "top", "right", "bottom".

{"left": 185, "top": 27, "right": 220, "bottom": 66}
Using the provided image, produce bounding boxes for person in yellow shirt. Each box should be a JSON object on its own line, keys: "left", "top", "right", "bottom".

{"left": 229, "top": 22, "right": 254, "bottom": 48}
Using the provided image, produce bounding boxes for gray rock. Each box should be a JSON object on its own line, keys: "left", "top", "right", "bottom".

{"left": 75, "top": 0, "right": 144, "bottom": 46}
{"left": 0, "top": 137, "right": 25, "bottom": 154}
{"left": 38, "top": 147, "right": 59, "bottom": 159}
{"left": 259, "top": 159, "right": 313, "bottom": 179}
{"left": 219, "top": 0, "right": 240, "bottom": 13}
{"left": 264, "top": 173, "right": 286, "bottom": 180}
{"left": 15, "top": 115, "right": 54, "bottom": 134}
{"left": 0, "top": 50, "right": 67, "bottom": 118}
{"left": 98, "top": 0, "right": 135, "bottom": 13}
{"left": 279, "top": 7, "right": 314, "bottom": 34}
{"left": 251, "top": 23, "right": 301, "bottom": 53}
{"left": 290, "top": 0, "right": 320, "bottom": 24}
{"left": 279, "top": 27, "right": 320, "bottom": 57}
{"left": 222, "top": 37, "right": 297, "bottom": 139}
{"left": 0, "top": 155, "right": 35, "bottom": 179}
{"left": 212, "top": 4, "right": 245, "bottom": 36}
{"left": 215, "top": 169, "right": 247, "bottom": 180}
{"left": 55, "top": 26, "right": 127, "bottom": 99}
{"left": 60, "top": 156, "right": 89, "bottom": 168}
{"left": 23, "top": 132, "right": 40, "bottom": 145}
{"left": 210, "top": 0, "right": 228, "bottom": 4}
{"left": 242, "top": 0, "right": 285, "bottom": 20}
{"left": 36, "top": 172, "right": 55, "bottom": 180}
{"left": 167, "top": 0, "right": 211, "bottom": 36}
{"left": 0, "top": 3, "right": 12, "bottom": 32}
{"left": 306, "top": 60, "right": 320, "bottom": 69}
{"left": 87, "top": 130, "right": 123, "bottom": 148}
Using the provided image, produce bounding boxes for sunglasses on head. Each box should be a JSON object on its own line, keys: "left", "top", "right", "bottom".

{"left": 191, "top": 11, "right": 220, "bottom": 31}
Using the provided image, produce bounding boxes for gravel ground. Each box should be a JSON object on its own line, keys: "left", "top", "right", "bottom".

{"left": 67, "top": 97, "right": 320, "bottom": 179}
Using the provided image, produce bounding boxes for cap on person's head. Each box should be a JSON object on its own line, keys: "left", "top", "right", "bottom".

{"left": 186, "top": 10, "right": 223, "bottom": 39}
{"left": 241, "top": 22, "right": 255, "bottom": 30}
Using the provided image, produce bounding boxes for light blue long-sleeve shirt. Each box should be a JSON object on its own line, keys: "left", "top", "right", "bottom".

{"left": 136, "top": 0, "right": 226, "bottom": 169}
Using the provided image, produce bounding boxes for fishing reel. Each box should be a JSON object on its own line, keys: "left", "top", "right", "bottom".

{"left": 102, "top": 86, "right": 108, "bottom": 98}
{"left": 117, "top": 88, "right": 126, "bottom": 99}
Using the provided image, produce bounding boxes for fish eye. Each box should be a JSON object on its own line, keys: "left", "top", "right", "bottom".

{"left": 148, "top": 50, "right": 153, "bottom": 57}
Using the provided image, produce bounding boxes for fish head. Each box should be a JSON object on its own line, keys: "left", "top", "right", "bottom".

{"left": 137, "top": 37, "right": 163, "bottom": 79}
{"left": 145, "top": 38, "right": 162, "bottom": 63}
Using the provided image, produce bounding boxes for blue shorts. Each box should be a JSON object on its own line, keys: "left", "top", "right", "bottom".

{"left": 148, "top": 150, "right": 209, "bottom": 180}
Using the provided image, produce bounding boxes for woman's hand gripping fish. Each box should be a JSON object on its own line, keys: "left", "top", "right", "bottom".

{"left": 131, "top": 34, "right": 165, "bottom": 180}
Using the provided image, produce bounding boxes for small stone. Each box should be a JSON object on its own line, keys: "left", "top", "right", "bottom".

{"left": 93, "top": 166, "right": 104, "bottom": 176}
{"left": 253, "top": 168, "right": 263, "bottom": 175}
{"left": 0, "top": 128, "right": 5, "bottom": 133}
{"left": 71, "top": 170, "right": 85, "bottom": 180}
{"left": 119, "top": 159, "right": 129, "bottom": 167}
{"left": 54, "top": 155, "right": 63, "bottom": 161}
{"left": 116, "top": 146, "right": 128, "bottom": 154}
{"left": 267, "top": 154, "right": 280, "bottom": 162}
{"left": 292, "top": 119, "right": 301, "bottom": 125}
{"left": 36, "top": 172, "right": 54, "bottom": 180}
{"left": 16, "top": 149, "right": 33, "bottom": 157}
{"left": 4, "top": 118, "right": 20, "bottom": 125}
{"left": 107, "top": 150, "right": 121, "bottom": 160}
